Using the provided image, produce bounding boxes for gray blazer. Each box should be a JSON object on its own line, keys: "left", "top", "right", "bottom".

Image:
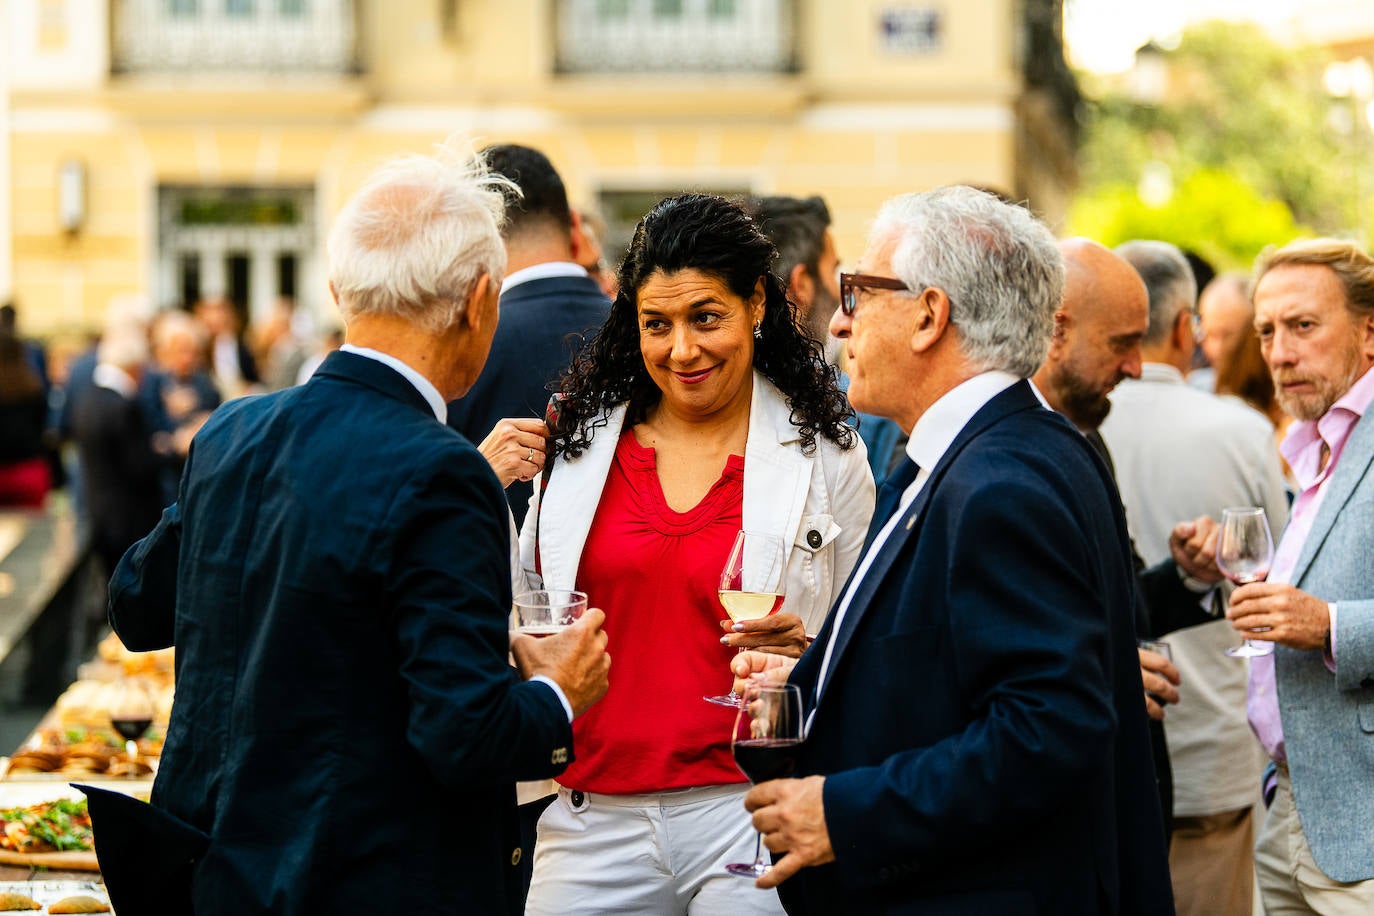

{"left": 1280, "top": 405, "right": 1374, "bottom": 883}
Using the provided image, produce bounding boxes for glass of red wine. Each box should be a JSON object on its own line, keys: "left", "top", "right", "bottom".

{"left": 705, "top": 531, "right": 787, "bottom": 707}
{"left": 725, "top": 682, "right": 804, "bottom": 879}
{"left": 1216, "top": 506, "right": 1276, "bottom": 658}
{"left": 107, "top": 678, "right": 156, "bottom": 764}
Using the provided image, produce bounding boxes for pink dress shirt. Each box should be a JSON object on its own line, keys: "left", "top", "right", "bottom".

{"left": 1249, "top": 365, "right": 1374, "bottom": 763}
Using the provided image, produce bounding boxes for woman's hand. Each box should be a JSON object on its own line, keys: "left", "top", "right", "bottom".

{"left": 479, "top": 418, "right": 549, "bottom": 487}
{"left": 721, "top": 612, "right": 808, "bottom": 658}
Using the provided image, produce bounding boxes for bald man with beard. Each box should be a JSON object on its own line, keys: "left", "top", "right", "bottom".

{"left": 1033, "top": 238, "right": 1225, "bottom": 841}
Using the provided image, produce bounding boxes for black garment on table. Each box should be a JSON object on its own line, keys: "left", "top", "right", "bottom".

{"left": 0, "top": 394, "right": 46, "bottom": 464}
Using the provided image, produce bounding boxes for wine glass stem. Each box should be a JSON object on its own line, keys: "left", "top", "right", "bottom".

{"left": 752, "top": 830, "right": 764, "bottom": 868}
{"left": 126, "top": 739, "right": 138, "bottom": 763}
{"left": 728, "top": 647, "right": 744, "bottom": 701}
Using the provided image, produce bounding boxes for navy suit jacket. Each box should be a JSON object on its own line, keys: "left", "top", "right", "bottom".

{"left": 780, "top": 382, "right": 1173, "bottom": 915}
{"left": 70, "top": 384, "right": 166, "bottom": 570}
{"left": 447, "top": 273, "right": 610, "bottom": 527}
{"left": 107, "top": 350, "right": 574, "bottom": 915}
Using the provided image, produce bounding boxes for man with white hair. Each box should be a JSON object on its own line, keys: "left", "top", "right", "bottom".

{"left": 69, "top": 324, "right": 164, "bottom": 574}
{"left": 97, "top": 146, "right": 611, "bottom": 916}
{"left": 733, "top": 187, "right": 1172, "bottom": 913}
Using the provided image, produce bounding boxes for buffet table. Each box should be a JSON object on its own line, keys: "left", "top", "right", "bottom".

{"left": 0, "top": 634, "right": 171, "bottom": 910}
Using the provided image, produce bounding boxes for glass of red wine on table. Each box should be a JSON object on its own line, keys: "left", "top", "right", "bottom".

{"left": 106, "top": 678, "right": 156, "bottom": 765}
{"left": 726, "top": 682, "right": 805, "bottom": 879}
{"left": 1216, "top": 506, "right": 1276, "bottom": 658}
{"left": 705, "top": 530, "right": 787, "bottom": 708}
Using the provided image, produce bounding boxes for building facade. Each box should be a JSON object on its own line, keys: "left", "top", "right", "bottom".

{"left": 3, "top": 0, "right": 1077, "bottom": 335}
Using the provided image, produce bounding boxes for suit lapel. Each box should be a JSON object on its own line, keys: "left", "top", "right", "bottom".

{"left": 1292, "top": 409, "right": 1374, "bottom": 586}
{"left": 537, "top": 405, "right": 625, "bottom": 589}
{"left": 815, "top": 381, "right": 1042, "bottom": 709}
{"left": 743, "top": 373, "right": 810, "bottom": 568}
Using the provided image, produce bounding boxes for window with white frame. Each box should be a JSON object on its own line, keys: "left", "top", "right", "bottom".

{"left": 557, "top": 0, "right": 796, "bottom": 73}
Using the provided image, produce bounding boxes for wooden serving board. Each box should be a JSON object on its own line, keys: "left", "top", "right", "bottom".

{"left": 0, "top": 848, "right": 99, "bottom": 871}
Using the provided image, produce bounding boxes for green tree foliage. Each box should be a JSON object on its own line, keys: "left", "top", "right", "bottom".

{"left": 1070, "top": 20, "right": 1365, "bottom": 268}
{"left": 1070, "top": 169, "right": 1309, "bottom": 268}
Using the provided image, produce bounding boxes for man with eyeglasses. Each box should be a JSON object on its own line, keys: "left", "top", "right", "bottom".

{"left": 732, "top": 187, "right": 1173, "bottom": 914}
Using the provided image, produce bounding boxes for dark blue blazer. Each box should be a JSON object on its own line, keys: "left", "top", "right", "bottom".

{"left": 107, "top": 350, "right": 574, "bottom": 915}
{"left": 780, "top": 381, "right": 1173, "bottom": 915}
{"left": 447, "top": 273, "right": 610, "bottom": 527}
{"left": 139, "top": 369, "right": 222, "bottom": 434}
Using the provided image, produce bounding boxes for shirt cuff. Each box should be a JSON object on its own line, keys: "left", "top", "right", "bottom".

{"left": 531, "top": 674, "right": 575, "bottom": 723}
{"left": 1175, "top": 561, "right": 1218, "bottom": 595}
{"left": 1324, "top": 602, "right": 1337, "bottom": 672}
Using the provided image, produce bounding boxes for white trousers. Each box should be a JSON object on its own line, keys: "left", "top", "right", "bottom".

{"left": 525, "top": 783, "right": 786, "bottom": 916}
{"left": 1255, "top": 765, "right": 1374, "bottom": 915}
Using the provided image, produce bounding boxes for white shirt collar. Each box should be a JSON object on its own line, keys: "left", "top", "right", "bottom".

{"left": 906, "top": 370, "right": 1021, "bottom": 472}
{"left": 501, "top": 261, "right": 588, "bottom": 295}
{"left": 93, "top": 363, "right": 139, "bottom": 399}
{"left": 1138, "top": 362, "right": 1185, "bottom": 384}
{"left": 339, "top": 344, "right": 447, "bottom": 423}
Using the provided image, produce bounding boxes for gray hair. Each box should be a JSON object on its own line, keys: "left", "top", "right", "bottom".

{"left": 871, "top": 186, "right": 1062, "bottom": 378}
{"left": 1115, "top": 240, "right": 1198, "bottom": 346}
{"left": 327, "top": 143, "right": 513, "bottom": 334}
{"left": 152, "top": 309, "right": 207, "bottom": 351}
{"left": 98, "top": 325, "right": 149, "bottom": 370}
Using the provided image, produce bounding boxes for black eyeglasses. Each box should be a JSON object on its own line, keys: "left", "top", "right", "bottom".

{"left": 839, "top": 272, "right": 911, "bottom": 317}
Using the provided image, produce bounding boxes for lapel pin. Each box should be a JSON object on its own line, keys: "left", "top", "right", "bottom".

{"left": 905, "top": 514, "right": 915, "bottom": 530}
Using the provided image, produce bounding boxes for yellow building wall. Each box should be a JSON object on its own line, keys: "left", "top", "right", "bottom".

{"left": 7, "top": 0, "right": 1029, "bottom": 336}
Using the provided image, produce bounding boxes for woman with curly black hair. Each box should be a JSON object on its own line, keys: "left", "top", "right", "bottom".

{"left": 517, "top": 194, "right": 874, "bottom": 915}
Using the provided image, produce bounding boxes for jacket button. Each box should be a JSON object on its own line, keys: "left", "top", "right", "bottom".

{"left": 806, "top": 529, "right": 823, "bottom": 549}
{"left": 511, "top": 847, "right": 522, "bottom": 866}
{"left": 570, "top": 790, "right": 586, "bottom": 807}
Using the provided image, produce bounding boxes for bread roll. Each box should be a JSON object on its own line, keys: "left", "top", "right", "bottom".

{"left": 48, "top": 897, "right": 111, "bottom": 914}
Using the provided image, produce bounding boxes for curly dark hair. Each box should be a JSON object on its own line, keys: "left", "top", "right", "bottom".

{"left": 554, "top": 193, "right": 854, "bottom": 458}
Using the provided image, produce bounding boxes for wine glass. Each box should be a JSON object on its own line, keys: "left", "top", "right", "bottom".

{"left": 106, "top": 678, "right": 156, "bottom": 764}
{"left": 1216, "top": 506, "right": 1276, "bottom": 658}
{"left": 705, "top": 530, "right": 787, "bottom": 707}
{"left": 512, "top": 589, "right": 588, "bottom": 636}
{"left": 725, "top": 682, "right": 805, "bottom": 879}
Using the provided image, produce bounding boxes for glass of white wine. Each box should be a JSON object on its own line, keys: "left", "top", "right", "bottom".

{"left": 705, "top": 530, "right": 786, "bottom": 707}
{"left": 512, "top": 589, "right": 588, "bottom": 636}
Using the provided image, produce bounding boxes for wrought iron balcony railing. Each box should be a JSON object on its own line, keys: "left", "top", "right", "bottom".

{"left": 556, "top": 0, "right": 796, "bottom": 74}
{"left": 112, "top": 0, "right": 357, "bottom": 74}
